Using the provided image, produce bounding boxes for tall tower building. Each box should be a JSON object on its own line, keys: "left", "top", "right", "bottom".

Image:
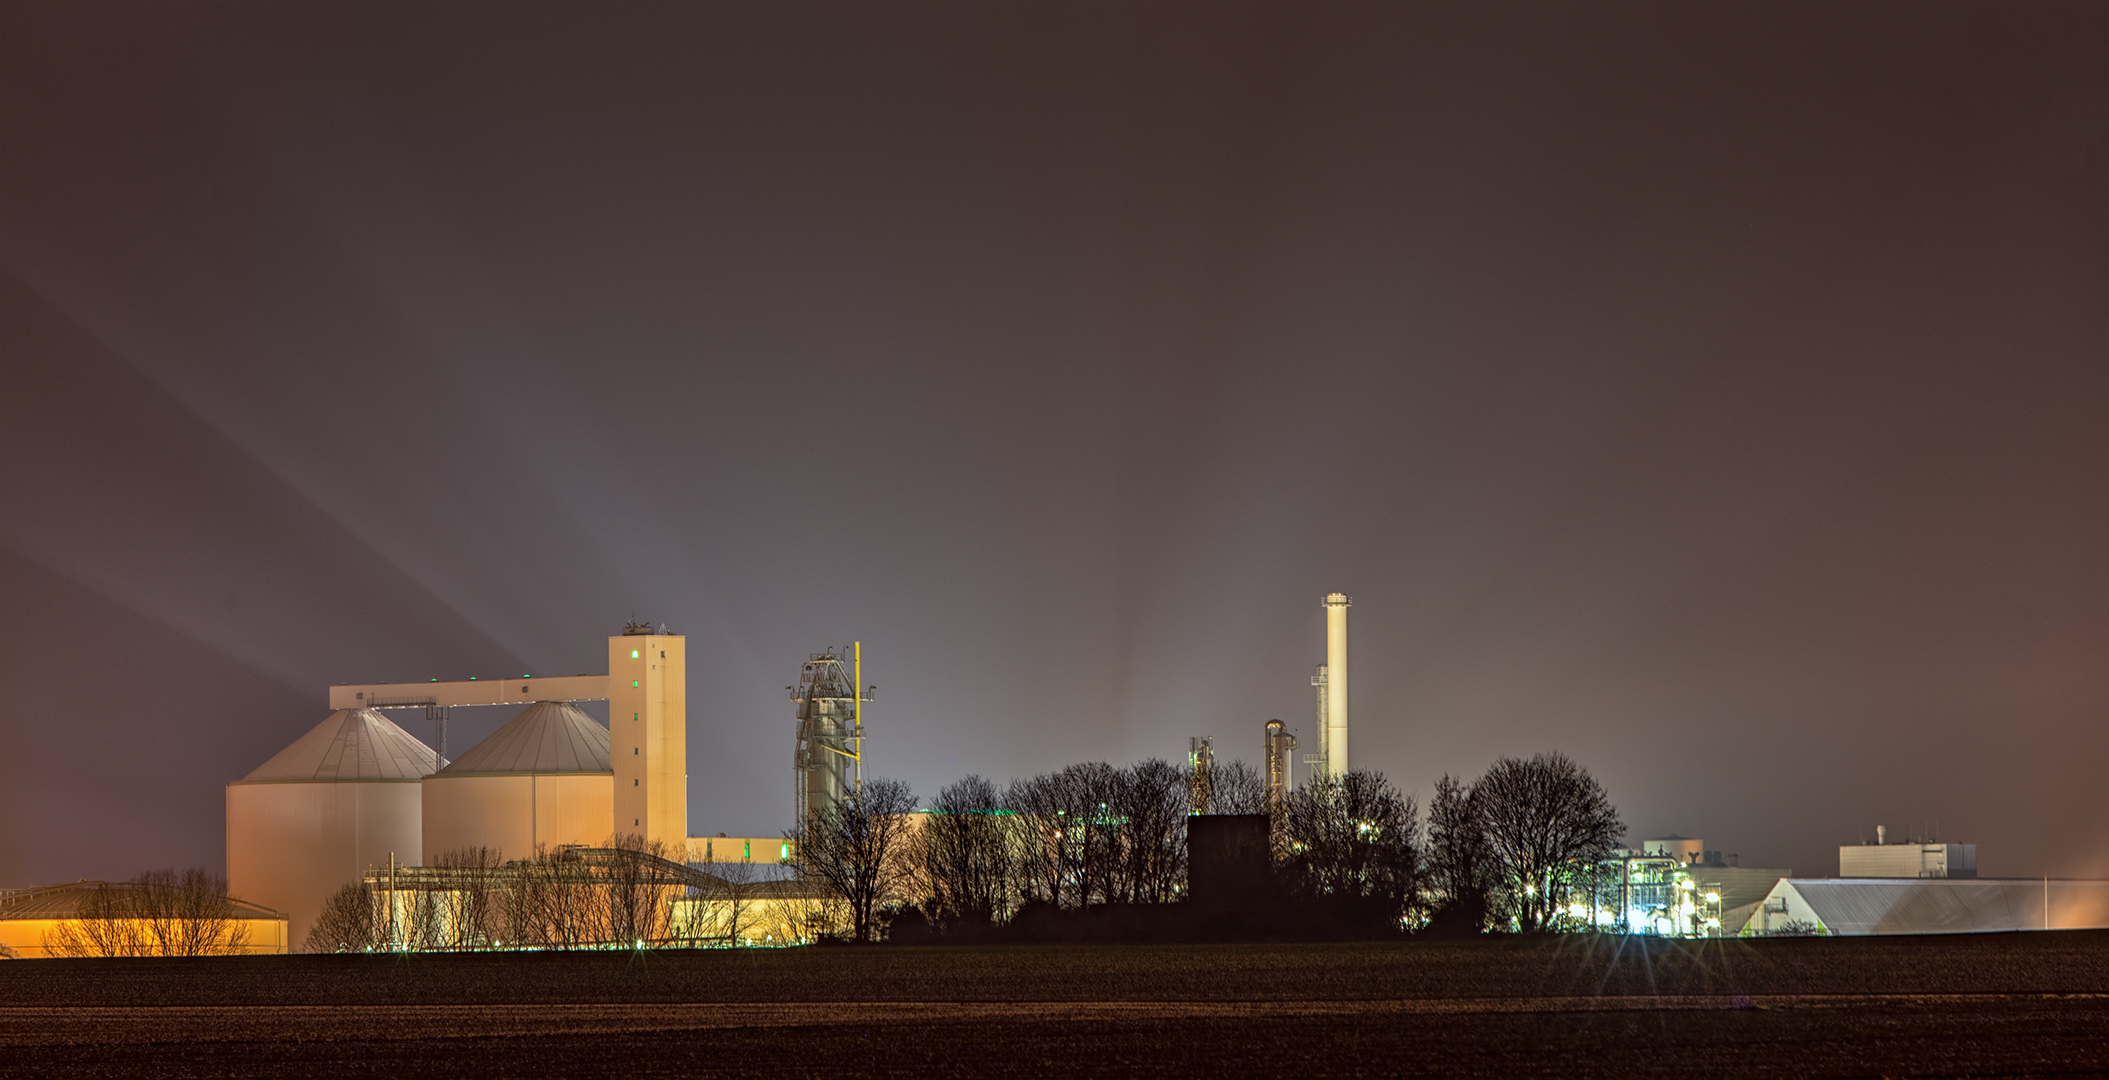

{"left": 610, "top": 625, "right": 687, "bottom": 848}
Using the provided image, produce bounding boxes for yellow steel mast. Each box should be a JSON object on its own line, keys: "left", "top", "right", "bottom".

{"left": 853, "top": 641, "right": 863, "bottom": 793}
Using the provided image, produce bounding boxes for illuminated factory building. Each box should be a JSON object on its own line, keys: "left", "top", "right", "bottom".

{"left": 223, "top": 624, "right": 806, "bottom": 948}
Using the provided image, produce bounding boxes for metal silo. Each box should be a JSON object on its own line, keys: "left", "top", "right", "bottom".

{"left": 226, "top": 708, "right": 439, "bottom": 950}
{"left": 421, "top": 701, "right": 614, "bottom": 860}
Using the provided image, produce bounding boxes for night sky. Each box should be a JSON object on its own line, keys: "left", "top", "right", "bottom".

{"left": 3, "top": 3, "right": 2106, "bottom": 889}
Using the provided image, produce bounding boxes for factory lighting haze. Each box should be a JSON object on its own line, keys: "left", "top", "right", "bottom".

{"left": 4, "top": 0, "right": 2109, "bottom": 900}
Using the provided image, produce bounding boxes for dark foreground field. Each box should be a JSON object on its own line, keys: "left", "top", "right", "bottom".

{"left": 7, "top": 932, "right": 2109, "bottom": 1078}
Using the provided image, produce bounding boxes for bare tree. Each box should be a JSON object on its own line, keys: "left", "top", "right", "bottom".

{"left": 508, "top": 845, "right": 599, "bottom": 948}
{"left": 42, "top": 884, "right": 140, "bottom": 957}
{"left": 922, "top": 775, "right": 1012, "bottom": 927}
{"left": 1063, "top": 762, "right": 1126, "bottom": 906}
{"left": 1473, "top": 752, "right": 1624, "bottom": 933}
{"left": 46, "top": 870, "right": 253, "bottom": 957}
{"left": 426, "top": 846, "right": 507, "bottom": 949}
{"left": 791, "top": 777, "right": 918, "bottom": 942}
{"left": 1003, "top": 771, "right": 1081, "bottom": 909}
{"left": 1424, "top": 774, "right": 1497, "bottom": 931}
{"left": 604, "top": 834, "right": 681, "bottom": 947}
{"left": 1003, "top": 764, "right": 1116, "bottom": 908}
{"left": 306, "top": 881, "right": 384, "bottom": 953}
{"left": 1114, "top": 758, "right": 1189, "bottom": 904}
{"left": 1002, "top": 760, "right": 1200, "bottom": 910}
{"left": 1211, "top": 759, "right": 1268, "bottom": 816}
{"left": 688, "top": 857, "right": 768, "bottom": 945}
{"left": 1274, "top": 771, "right": 1421, "bottom": 924}
{"left": 160, "top": 869, "right": 251, "bottom": 956}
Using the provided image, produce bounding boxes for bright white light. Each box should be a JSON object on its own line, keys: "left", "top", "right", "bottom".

{"left": 1705, "top": 892, "right": 1720, "bottom": 903}
{"left": 1705, "top": 918, "right": 1721, "bottom": 929}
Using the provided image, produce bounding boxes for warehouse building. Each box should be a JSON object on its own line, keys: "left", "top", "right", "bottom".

{"left": 0, "top": 880, "right": 287, "bottom": 958}
{"left": 1745, "top": 877, "right": 2109, "bottom": 936}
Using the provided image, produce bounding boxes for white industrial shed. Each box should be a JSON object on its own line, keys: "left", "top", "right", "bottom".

{"left": 1746, "top": 878, "right": 2109, "bottom": 936}
{"left": 226, "top": 708, "right": 440, "bottom": 949}
{"left": 421, "top": 701, "right": 614, "bottom": 861}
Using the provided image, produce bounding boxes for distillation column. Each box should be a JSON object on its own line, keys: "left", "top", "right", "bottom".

{"left": 1324, "top": 592, "right": 1350, "bottom": 776}
{"left": 1263, "top": 719, "right": 1295, "bottom": 806}
{"left": 792, "top": 643, "right": 871, "bottom": 832}
{"left": 1187, "top": 736, "right": 1215, "bottom": 815}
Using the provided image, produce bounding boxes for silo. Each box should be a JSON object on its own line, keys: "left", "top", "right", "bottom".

{"left": 421, "top": 701, "right": 614, "bottom": 860}
{"left": 226, "top": 708, "right": 439, "bottom": 950}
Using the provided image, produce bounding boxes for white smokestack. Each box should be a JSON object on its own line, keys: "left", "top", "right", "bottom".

{"left": 1324, "top": 592, "right": 1350, "bottom": 776}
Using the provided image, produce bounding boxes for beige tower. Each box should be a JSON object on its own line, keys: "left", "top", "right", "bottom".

{"left": 610, "top": 628, "right": 687, "bottom": 848}
{"left": 1324, "top": 592, "right": 1350, "bottom": 776}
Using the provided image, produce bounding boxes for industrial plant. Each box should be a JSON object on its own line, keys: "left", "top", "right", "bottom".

{"left": 213, "top": 622, "right": 852, "bottom": 950}
{"left": 8, "top": 590, "right": 2109, "bottom": 956}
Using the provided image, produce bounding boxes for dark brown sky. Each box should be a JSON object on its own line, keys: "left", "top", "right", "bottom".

{"left": 3, "top": 3, "right": 2106, "bottom": 887}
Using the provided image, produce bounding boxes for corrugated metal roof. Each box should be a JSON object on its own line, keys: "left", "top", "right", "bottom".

{"left": 1777, "top": 878, "right": 2109, "bottom": 935}
{"left": 0, "top": 881, "right": 284, "bottom": 920}
{"left": 239, "top": 709, "right": 443, "bottom": 782}
{"left": 437, "top": 701, "right": 610, "bottom": 776}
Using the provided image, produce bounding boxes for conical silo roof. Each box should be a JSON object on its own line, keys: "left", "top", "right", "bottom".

{"left": 239, "top": 708, "right": 445, "bottom": 782}
{"left": 436, "top": 701, "right": 611, "bottom": 776}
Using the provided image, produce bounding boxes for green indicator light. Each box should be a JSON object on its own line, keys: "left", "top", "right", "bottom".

{"left": 631, "top": 650, "right": 640, "bottom": 659}
{"left": 632, "top": 680, "right": 639, "bottom": 688}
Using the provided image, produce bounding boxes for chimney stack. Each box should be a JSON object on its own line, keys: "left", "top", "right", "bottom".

{"left": 1323, "top": 592, "right": 1350, "bottom": 776}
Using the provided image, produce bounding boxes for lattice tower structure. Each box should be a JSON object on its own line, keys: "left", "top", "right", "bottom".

{"left": 1187, "top": 736, "right": 1215, "bottom": 815}
{"left": 792, "top": 646, "right": 870, "bottom": 833}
